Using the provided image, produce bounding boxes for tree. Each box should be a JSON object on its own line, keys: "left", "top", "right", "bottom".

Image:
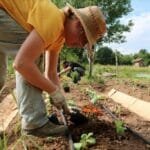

{"left": 52, "top": 0, "right": 133, "bottom": 44}
{"left": 119, "top": 54, "right": 133, "bottom": 65}
{"left": 134, "top": 49, "right": 150, "bottom": 66}
{"left": 60, "top": 46, "right": 84, "bottom": 63}
{"left": 52, "top": 0, "right": 133, "bottom": 75}
{"left": 95, "top": 47, "right": 115, "bottom": 64}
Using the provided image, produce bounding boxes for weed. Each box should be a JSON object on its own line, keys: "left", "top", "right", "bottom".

{"left": 12, "top": 135, "right": 43, "bottom": 150}
{"left": 0, "top": 133, "right": 8, "bottom": 150}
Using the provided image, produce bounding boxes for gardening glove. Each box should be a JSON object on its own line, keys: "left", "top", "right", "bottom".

{"left": 50, "top": 88, "right": 70, "bottom": 114}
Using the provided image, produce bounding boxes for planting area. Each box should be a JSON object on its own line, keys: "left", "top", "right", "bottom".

{"left": 0, "top": 76, "right": 150, "bottom": 150}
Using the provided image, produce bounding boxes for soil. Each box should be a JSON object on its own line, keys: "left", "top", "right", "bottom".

{"left": 0, "top": 78, "right": 150, "bottom": 150}
{"left": 103, "top": 79, "right": 150, "bottom": 102}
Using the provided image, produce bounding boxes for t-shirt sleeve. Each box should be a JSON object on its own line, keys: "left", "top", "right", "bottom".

{"left": 27, "top": 0, "right": 64, "bottom": 48}
{"left": 47, "top": 31, "right": 65, "bottom": 52}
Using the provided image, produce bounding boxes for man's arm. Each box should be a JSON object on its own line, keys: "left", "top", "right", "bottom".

{"left": 58, "top": 66, "right": 71, "bottom": 76}
{"left": 13, "top": 29, "right": 57, "bottom": 94}
{"left": 44, "top": 49, "right": 70, "bottom": 113}
{"left": 45, "top": 50, "right": 60, "bottom": 87}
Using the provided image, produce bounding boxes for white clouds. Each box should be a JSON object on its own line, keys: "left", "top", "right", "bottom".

{"left": 107, "top": 12, "right": 150, "bottom": 54}
{"left": 126, "top": 12, "right": 150, "bottom": 41}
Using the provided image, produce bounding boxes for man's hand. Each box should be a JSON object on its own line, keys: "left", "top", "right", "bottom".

{"left": 50, "top": 88, "right": 70, "bottom": 114}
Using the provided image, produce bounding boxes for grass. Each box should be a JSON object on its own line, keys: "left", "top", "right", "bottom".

{"left": 117, "top": 66, "right": 150, "bottom": 81}
{"left": 0, "top": 133, "right": 8, "bottom": 150}
{"left": 7, "top": 56, "right": 15, "bottom": 77}
{"left": 88, "top": 64, "right": 150, "bottom": 84}
{"left": 8, "top": 57, "right": 149, "bottom": 84}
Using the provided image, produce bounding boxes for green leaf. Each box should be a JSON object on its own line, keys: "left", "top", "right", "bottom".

{"left": 87, "top": 132, "right": 93, "bottom": 138}
{"left": 115, "top": 120, "right": 126, "bottom": 135}
{"left": 81, "top": 134, "right": 87, "bottom": 139}
{"left": 91, "top": 97, "right": 99, "bottom": 104}
{"left": 74, "top": 143, "right": 82, "bottom": 150}
{"left": 86, "top": 138, "right": 96, "bottom": 145}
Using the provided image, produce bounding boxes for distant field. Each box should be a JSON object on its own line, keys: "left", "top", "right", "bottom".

{"left": 90, "top": 64, "right": 150, "bottom": 83}
{"left": 7, "top": 58, "right": 150, "bottom": 84}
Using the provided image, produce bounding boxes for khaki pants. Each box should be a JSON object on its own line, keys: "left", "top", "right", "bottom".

{"left": 0, "top": 9, "right": 48, "bottom": 129}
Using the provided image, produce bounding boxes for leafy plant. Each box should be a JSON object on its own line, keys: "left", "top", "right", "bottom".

{"left": 74, "top": 132, "right": 96, "bottom": 150}
{"left": 86, "top": 89, "right": 104, "bottom": 104}
{"left": 71, "top": 71, "right": 80, "bottom": 83}
{"left": 114, "top": 120, "right": 126, "bottom": 135}
{"left": 63, "top": 82, "right": 70, "bottom": 92}
{"left": 67, "top": 99, "right": 77, "bottom": 107}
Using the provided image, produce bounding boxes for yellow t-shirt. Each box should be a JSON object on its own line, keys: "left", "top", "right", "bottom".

{"left": 0, "top": 0, "right": 65, "bottom": 51}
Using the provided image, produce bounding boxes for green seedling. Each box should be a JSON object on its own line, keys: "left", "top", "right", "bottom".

{"left": 71, "top": 71, "right": 80, "bottom": 83}
{"left": 74, "top": 132, "right": 96, "bottom": 150}
{"left": 63, "top": 82, "right": 70, "bottom": 92}
{"left": 86, "top": 89, "right": 103, "bottom": 104}
{"left": 67, "top": 99, "right": 77, "bottom": 107}
{"left": 114, "top": 120, "right": 126, "bottom": 135}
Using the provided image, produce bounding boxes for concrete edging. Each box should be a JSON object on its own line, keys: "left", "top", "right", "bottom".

{"left": 108, "top": 89, "right": 150, "bottom": 121}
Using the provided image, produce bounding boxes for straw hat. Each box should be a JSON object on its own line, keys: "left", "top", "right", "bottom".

{"left": 67, "top": 3, "right": 106, "bottom": 50}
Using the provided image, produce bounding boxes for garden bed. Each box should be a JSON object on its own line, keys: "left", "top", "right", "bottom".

{"left": 0, "top": 78, "right": 150, "bottom": 150}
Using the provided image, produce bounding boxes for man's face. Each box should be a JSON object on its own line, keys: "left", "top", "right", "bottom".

{"left": 64, "top": 16, "right": 88, "bottom": 48}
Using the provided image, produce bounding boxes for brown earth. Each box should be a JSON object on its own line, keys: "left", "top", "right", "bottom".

{"left": 0, "top": 78, "right": 150, "bottom": 150}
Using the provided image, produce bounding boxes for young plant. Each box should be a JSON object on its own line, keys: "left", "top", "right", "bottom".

{"left": 71, "top": 71, "right": 80, "bottom": 83}
{"left": 86, "top": 89, "right": 104, "bottom": 104}
{"left": 114, "top": 120, "right": 126, "bottom": 135}
{"left": 67, "top": 99, "right": 77, "bottom": 107}
{"left": 74, "top": 132, "right": 96, "bottom": 150}
{"left": 63, "top": 82, "right": 70, "bottom": 92}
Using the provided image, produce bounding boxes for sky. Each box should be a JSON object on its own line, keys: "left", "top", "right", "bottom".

{"left": 104, "top": 0, "right": 150, "bottom": 54}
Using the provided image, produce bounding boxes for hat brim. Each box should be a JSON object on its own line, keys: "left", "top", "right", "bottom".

{"left": 66, "top": 3, "right": 93, "bottom": 51}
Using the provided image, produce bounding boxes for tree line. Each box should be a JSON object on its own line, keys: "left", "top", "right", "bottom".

{"left": 61, "top": 46, "right": 150, "bottom": 66}
{"left": 95, "top": 47, "right": 150, "bottom": 66}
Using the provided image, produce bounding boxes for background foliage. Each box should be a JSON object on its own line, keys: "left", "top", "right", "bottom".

{"left": 52, "top": 0, "right": 149, "bottom": 67}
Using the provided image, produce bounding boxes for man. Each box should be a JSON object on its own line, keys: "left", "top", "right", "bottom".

{"left": 0, "top": 0, "right": 106, "bottom": 137}
{"left": 59, "top": 61, "right": 85, "bottom": 83}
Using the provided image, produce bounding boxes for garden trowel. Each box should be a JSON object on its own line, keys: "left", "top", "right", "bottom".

{"left": 48, "top": 108, "right": 88, "bottom": 125}
{"left": 69, "top": 107, "right": 88, "bottom": 125}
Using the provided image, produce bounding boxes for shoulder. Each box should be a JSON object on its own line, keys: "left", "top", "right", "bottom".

{"left": 28, "top": 0, "right": 65, "bottom": 48}
{"left": 34, "top": 0, "right": 62, "bottom": 18}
